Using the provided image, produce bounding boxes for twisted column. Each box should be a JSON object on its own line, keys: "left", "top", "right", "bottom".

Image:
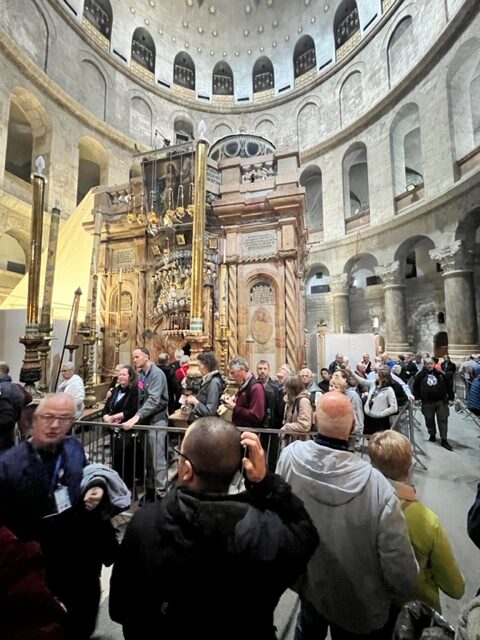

{"left": 285, "top": 258, "right": 298, "bottom": 370}
{"left": 136, "top": 267, "right": 147, "bottom": 346}
{"left": 375, "top": 261, "right": 410, "bottom": 354}
{"left": 329, "top": 274, "right": 350, "bottom": 333}
{"left": 430, "top": 240, "right": 478, "bottom": 360}
{"left": 227, "top": 263, "right": 238, "bottom": 358}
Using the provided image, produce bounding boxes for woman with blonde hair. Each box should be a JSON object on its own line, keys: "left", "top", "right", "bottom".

{"left": 368, "top": 430, "right": 464, "bottom": 612}
{"left": 280, "top": 373, "right": 313, "bottom": 446}
{"left": 357, "top": 366, "right": 398, "bottom": 434}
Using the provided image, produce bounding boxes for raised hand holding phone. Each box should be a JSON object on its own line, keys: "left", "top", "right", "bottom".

{"left": 240, "top": 431, "right": 267, "bottom": 483}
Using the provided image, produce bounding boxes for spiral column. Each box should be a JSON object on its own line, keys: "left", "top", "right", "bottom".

{"left": 227, "top": 262, "right": 238, "bottom": 358}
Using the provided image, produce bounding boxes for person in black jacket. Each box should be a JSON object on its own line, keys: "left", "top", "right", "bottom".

{"left": 413, "top": 357, "right": 454, "bottom": 451}
{"left": 183, "top": 351, "right": 225, "bottom": 423}
{"left": 109, "top": 417, "right": 319, "bottom": 640}
{"left": 103, "top": 366, "right": 140, "bottom": 487}
{"left": 158, "top": 353, "right": 180, "bottom": 415}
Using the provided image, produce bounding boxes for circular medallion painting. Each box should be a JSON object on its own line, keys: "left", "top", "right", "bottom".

{"left": 251, "top": 307, "right": 273, "bottom": 344}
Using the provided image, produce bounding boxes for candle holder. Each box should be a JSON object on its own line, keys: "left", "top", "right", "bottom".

{"left": 19, "top": 327, "right": 43, "bottom": 398}
{"left": 78, "top": 324, "right": 97, "bottom": 408}
{"left": 37, "top": 335, "right": 54, "bottom": 394}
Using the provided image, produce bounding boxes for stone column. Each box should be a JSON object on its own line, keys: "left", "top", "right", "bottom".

{"left": 329, "top": 274, "right": 350, "bottom": 333}
{"left": 429, "top": 240, "right": 479, "bottom": 361}
{"left": 227, "top": 262, "right": 238, "bottom": 359}
{"left": 285, "top": 257, "right": 299, "bottom": 370}
{"left": 374, "top": 261, "right": 410, "bottom": 355}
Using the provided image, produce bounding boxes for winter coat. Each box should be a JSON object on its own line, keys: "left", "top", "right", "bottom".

{"left": 109, "top": 473, "right": 319, "bottom": 640}
{"left": 281, "top": 390, "right": 313, "bottom": 445}
{"left": 188, "top": 371, "right": 225, "bottom": 423}
{"left": 276, "top": 440, "right": 418, "bottom": 634}
{"left": 389, "top": 479, "right": 464, "bottom": 612}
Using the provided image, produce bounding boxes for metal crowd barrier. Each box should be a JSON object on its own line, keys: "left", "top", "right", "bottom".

{"left": 453, "top": 372, "right": 480, "bottom": 429}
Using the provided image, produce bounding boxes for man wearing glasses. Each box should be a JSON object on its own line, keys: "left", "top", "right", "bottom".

{"left": 0, "top": 393, "right": 119, "bottom": 640}
{"left": 110, "top": 416, "right": 319, "bottom": 640}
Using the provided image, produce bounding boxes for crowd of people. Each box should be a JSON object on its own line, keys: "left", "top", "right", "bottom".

{"left": 1, "top": 349, "right": 480, "bottom": 639}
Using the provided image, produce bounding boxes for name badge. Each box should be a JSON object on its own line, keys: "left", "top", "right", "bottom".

{"left": 54, "top": 486, "right": 72, "bottom": 514}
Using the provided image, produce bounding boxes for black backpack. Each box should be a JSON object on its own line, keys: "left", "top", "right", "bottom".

{"left": 244, "top": 377, "right": 272, "bottom": 429}
{"left": 0, "top": 394, "right": 15, "bottom": 437}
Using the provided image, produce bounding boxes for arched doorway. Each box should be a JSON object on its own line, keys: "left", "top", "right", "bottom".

{"left": 434, "top": 331, "right": 448, "bottom": 358}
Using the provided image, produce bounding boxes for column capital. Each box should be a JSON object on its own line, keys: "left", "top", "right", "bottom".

{"left": 375, "top": 261, "right": 402, "bottom": 287}
{"left": 329, "top": 273, "right": 349, "bottom": 296}
{"left": 429, "top": 240, "right": 472, "bottom": 274}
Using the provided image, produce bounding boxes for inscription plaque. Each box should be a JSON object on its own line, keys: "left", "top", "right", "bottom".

{"left": 241, "top": 230, "right": 277, "bottom": 259}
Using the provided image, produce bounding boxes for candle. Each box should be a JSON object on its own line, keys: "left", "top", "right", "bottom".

{"left": 70, "top": 287, "right": 82, "bottom": 344}
{"left": 223, "top": 239, "right": 226, "bottom": 264}
{"left": 119, "top": 268, "right": 123, "bottom": 284}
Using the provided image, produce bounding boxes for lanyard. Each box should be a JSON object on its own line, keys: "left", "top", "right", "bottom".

{"left": 48, "top": 454, "right": 63, "bottom": 496}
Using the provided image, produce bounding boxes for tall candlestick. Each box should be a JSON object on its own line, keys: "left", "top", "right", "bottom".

{"left": 26, "top": 171, "right": 46, "bottom": 326}
{"left": 70, "top": 287, "right": 82, "bottom": 344}
{"left": 84, "top": 211, "right": 103, "bottom": 326}
{"left": 40, "top": 205, "right": 61, "bottom": 333}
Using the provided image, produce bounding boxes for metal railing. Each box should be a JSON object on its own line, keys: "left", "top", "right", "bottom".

{"left": 453, "top": 372, "right": 480, "bottom": 428}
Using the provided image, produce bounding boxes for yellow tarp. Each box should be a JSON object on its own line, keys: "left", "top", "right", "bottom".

{"left": 0, "top": 192, "right": 96, "bottom": 321}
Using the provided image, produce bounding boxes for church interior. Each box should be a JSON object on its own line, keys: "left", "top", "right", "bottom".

{"left": 0, "top": 0, "right": 480, "bottom": 635}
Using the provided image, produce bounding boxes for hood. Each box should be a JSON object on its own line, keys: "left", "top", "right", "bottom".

{"left": 171, "top": 487, "right": 286, "bottom": 562}
{"left": 282, "top": 441, "right": 373, "bottom": 507}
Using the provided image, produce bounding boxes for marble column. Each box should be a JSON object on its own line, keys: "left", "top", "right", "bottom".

{"left": 329, "top": 274, "right": 350, "bottom": 333}
{"left": 374, "top": 261, "right": 410, "bottom": 355}
{"left": 429, "top": 240, "right": 479, "bottom": 360}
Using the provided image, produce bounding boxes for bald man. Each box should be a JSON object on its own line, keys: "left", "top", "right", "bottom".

{"left": 276, "top": 392, "right": 418, "bottom": 640}
{"left": 110, "top": 417, "right": 319, "bottom": 640}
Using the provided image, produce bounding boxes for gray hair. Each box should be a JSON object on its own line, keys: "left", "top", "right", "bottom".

{"left": 228, "top": 356, "right": 249, "bottom": 372}
{"left": 61, "top": 362, "right": 75, "bottom": 372}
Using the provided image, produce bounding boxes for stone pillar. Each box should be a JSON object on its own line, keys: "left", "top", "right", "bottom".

{"left": 374, "top": 261, "right": 410, "bottom": 355}
{"left": 285, "top": 257, "right": 299, "bottom": 370}
{"left": 429, "top": 241, "right": 479, "bottom": 361}
{"left": 329, "top": 274, "right": 350, "bottom": 333}
{"left": 227, "top": 261, "right": 238, "bottom": 358}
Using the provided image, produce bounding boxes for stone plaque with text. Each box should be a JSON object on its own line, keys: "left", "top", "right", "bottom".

{"left": 241, "top": 230, "right": 277, "bottom": 259}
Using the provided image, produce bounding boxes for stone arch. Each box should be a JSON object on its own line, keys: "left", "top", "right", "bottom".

{"left": 390, "top": 102, "right": 424, "bottom": 196}
{"left": 387, "top": 16, "right": 416, "bottom": 87}
{"left": 447, "top": 38, "right": 480, "bottom": 160}
{"left": 79, "top": 59, "right": 107, "bottom": 121}
{"left": 174, "top": 51, "right": 195, "bottom": 90}
{"left": 212, "top": 61, "right": 233, "bottom": 96}
{"left": 394, "top": 235, "right": 436, "bottom": 279}
{"left": 254, "top": 117, "right": 276, "bottom": 145}
{"left": 173, "top": 114, "right": 194, "bottom": 144}
{"left": 455, "top": 207, "right": 480, "bottom": 252}
{"left": 344, "top": 253, "right": 379, "bottom": 289}
{"left": 3, "top": 0, "right": 50, "bottom": 72}
{"left": 76, "top": 136, "right": 108, "bottom": 204}
{"left": 212, "top": 121, "right": 234, "bottom": 141}
{"left": 296, "top": 101, "right": 319, "bottom": 152}
{"left": 130, "top": 96, "right": 153, "bottom": 147}
{"left": 5, "top": 87, "right": 53, "bottom": 183}
{"left": 300, "top": 165, "right": 323, "bottom": 229}
{"left": 83, "top": 0, "right": 112, "bottom": 40}
{"left": 253, "top": 56, "right": 275, "bottom": 93}
{"left": 131, "top": 27, "right": 155, "bottom": 73}
{"left": 334, "top": 0, "right": 360, "bottom": 52}
{"left": 339, "top": 71, "right": 363, "bottom": 127}
{"left": 294, "top": 35, "right": 316, "bottom": 79}
{"left": 342, "top": 142, "right": 370, "bottom": 219}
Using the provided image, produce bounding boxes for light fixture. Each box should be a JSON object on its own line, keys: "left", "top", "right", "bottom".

{"left": 406, "top": 183, "right": 417, "bottom": 192}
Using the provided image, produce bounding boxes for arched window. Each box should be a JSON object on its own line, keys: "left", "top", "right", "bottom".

{"left": 174, "top": 116, "right": 194, "bottom": 144}
{"left": 253, "top": 56, "right": 274, "bottom": 93}
{"left": 294, "top": 36, "right": 316, "bottom": 79}
{"left": 390, "top": 103, "right": 424, "bottom": 196}
{"left": 447, "top": 41, "right": 480, "bottom": 160}
{"left": 77, "top": 137, "right": 108, "bottom": 204}
{"left": 131, "top": 27, "right": 155, "bottom": 73}
{"left": 212, "top": 61, "right": 234, "bottom": 96}
{"left": 174, "top": 51, "right": 195, "bottom": 90}
{"left": 388, "top": 17, "right": 415, "bottom": 86}
{"left": 334, "top": 0, "right": 360, "bottom": 50}
{"left": 5, "top": 89, "right": 53, "bottom": 184}
{"left": 343, "top": 144, "right": 370, "bottom": 219}
{"left": 5, "top": 101, "right": 33, "bottom": 182}
{"left": 300, "top": 166, "right": 323, "bottom": 229}
{"left": 83, "top": 0, "right": 112, "bottom": 40}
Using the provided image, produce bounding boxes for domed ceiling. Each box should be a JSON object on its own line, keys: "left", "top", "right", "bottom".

{"left": 125, "top": 0, "right": 352, "bottom": 64}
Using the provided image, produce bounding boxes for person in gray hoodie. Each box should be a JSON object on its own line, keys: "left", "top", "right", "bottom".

{"left": 276, "top": 391, "right": 418, "bottom": 640}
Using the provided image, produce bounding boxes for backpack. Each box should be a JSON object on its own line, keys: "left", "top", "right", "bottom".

{"left": 244, "top": 377, "right": 272, "bottom": 429}
{"left": 0, "top": 394, "right": 15, "bottom": 438}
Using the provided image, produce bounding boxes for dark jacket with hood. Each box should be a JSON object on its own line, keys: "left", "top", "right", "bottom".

{"left": 109, "top": 473, "right": 319, "bottom": 640}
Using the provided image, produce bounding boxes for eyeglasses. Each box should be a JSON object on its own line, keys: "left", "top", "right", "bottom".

{"left": 173, "top": 446, "right": 208, "bottom": 477}
{"left": 36, "top": 414, "right": 75, "bottom": 423}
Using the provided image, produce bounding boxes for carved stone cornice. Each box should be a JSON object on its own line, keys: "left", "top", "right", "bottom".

{"left": 375, "top": 261, "right": 403, "bottom": 287}
{"left": 429, "top": 240, "right": 472, "bottom": 274}
{"left": 329, "top": 273, "right": 349, "bottom": 296}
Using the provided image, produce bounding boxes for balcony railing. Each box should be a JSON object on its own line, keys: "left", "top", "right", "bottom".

{"left": 132, "top": 40, "right": 154, "bottom": 71}
{"left": 294, "top": 48, "right": 316, "bottom": 78}
{"left": 253, "top": 71, "right": 274, "bottom": 93}
{"left": 84, "top": 0, "right": 111, "bottom": 39}
{"left": 174, "top": 64, "right": 195, "bottom": 89}
{"left": 213, "top": 73, "right": 233, "bottom": 95}
{"left": 336, "top": 7, "right": 360, "bottom": 48}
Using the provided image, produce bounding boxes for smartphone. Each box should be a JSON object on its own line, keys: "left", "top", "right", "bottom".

{"left": 242, "top": 444, "right": 249, "bottom": 459}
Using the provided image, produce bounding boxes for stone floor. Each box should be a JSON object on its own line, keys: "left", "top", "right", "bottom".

{"left": 93, "top": 406, "right": 480, "bottom": 639}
